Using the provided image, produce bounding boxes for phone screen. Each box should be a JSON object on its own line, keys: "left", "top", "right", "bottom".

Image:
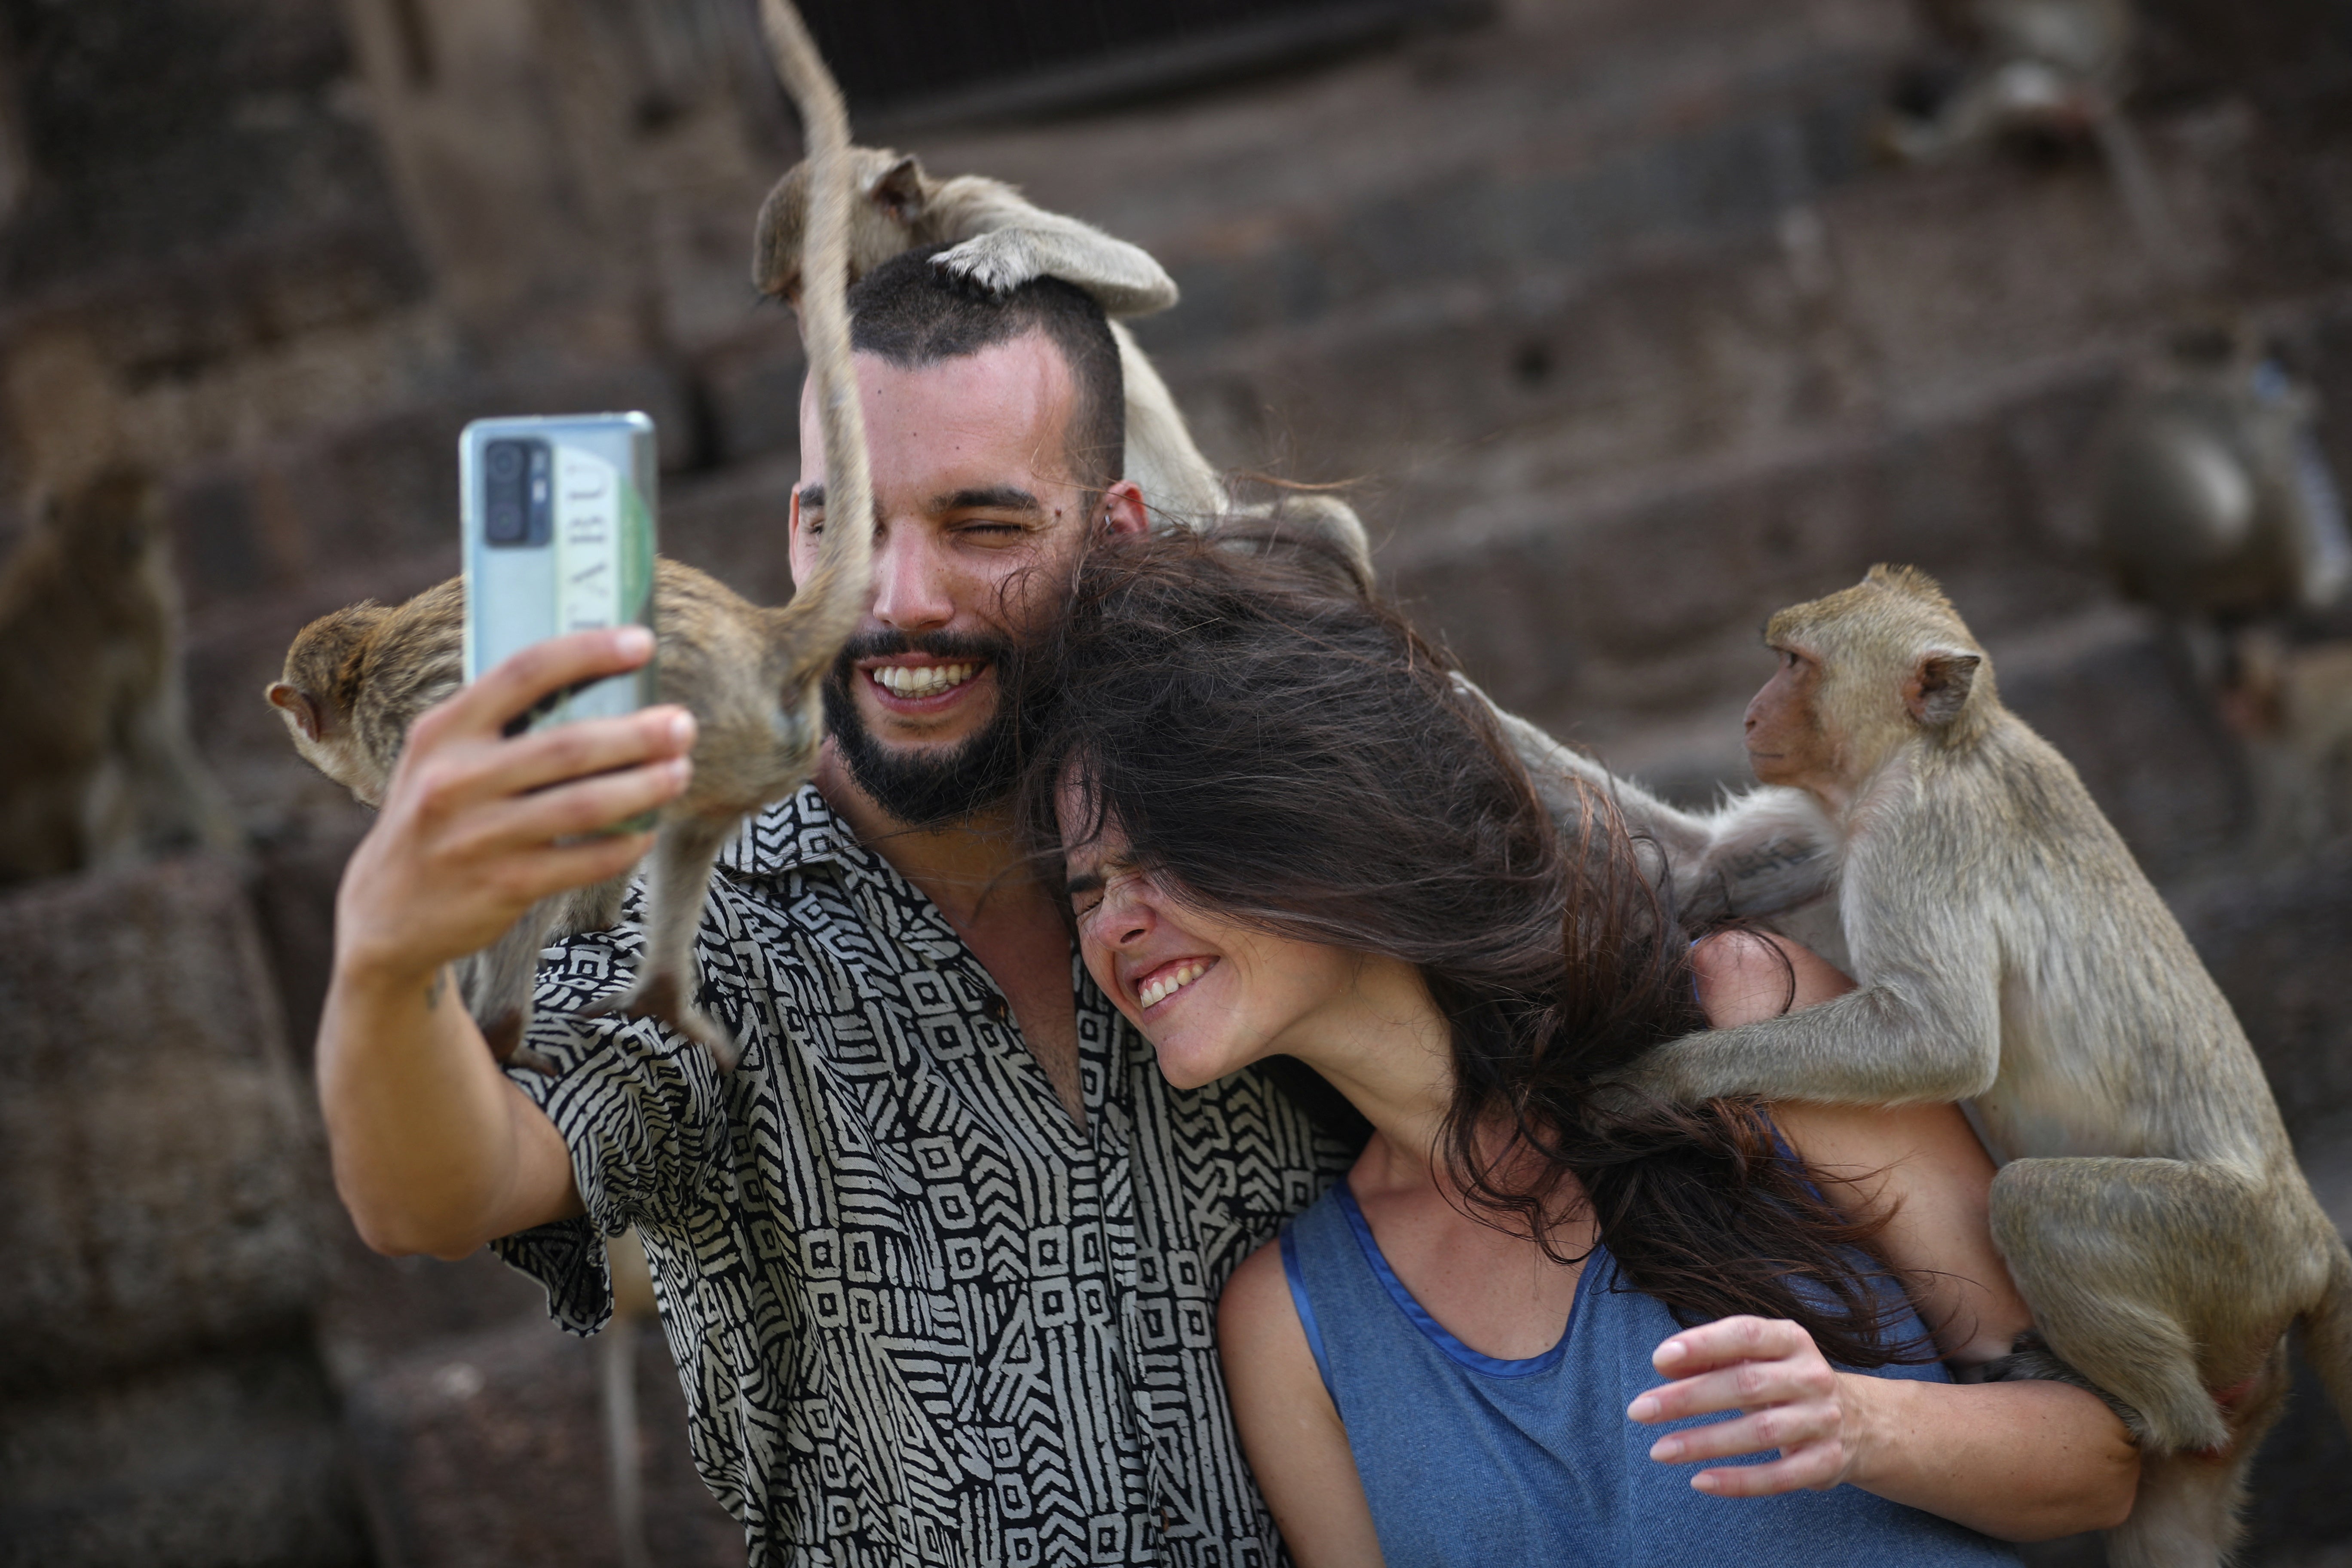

{"left": 460, "top": 413, "right": 658, "bottom": 734}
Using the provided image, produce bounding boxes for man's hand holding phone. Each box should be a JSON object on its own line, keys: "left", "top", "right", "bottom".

{"left": 318, "top": 628, "right": 694, "bottom": 1260}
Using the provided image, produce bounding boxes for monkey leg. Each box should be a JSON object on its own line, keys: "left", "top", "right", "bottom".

{"left": 1988, "top": 1155, "right": 2309, "bottom": 1455}
{"left": 2102, "top": 1341, "right": 2292, "bottom": 1568}
{"left": 587, "top": 813, "right": 737, "bottom": 1073}
{"left": 459, "top": 899, "right": 565, "bottom": 1073}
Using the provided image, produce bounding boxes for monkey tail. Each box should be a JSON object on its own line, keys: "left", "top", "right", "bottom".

{"left": 2309, "top": 1229, "right": 2352, "bottom": 1437}
{"left": 759, "top": 0, "right": 875, "bottom": 689}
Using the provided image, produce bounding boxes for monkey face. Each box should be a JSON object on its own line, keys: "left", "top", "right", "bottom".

{"left": 1744, "top": 645, "right": 1839, "bottom": 790}
{"left": 751, "top": 148, "right": 931, "bottom": 305}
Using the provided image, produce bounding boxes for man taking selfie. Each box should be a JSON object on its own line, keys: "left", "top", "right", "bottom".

{"left": 317, "top": 250, "right": 1350, "bottom": 1566}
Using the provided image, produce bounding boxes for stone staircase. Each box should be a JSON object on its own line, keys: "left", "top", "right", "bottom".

{"left": 9, "top": 0, "right": 2352, "bottom": 1561}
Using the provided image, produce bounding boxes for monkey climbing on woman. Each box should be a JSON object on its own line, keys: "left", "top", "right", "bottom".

{"left": 1609, "top": 563, "right": 2352, "bottom": 1568}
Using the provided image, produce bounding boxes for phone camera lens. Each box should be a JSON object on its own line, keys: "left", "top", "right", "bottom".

{"left": 487, "top": 499, "right": 524, "bottom": 542}
{"left": 487, "top": 442, "right": 523, "bottom": 481}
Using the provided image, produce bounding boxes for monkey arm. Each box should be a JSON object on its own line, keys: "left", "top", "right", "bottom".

{"left": 1455, "top": 674, "right": 1839, "bottom": 921}
{"left": 928, "top": 179, "right": 1180, "bottom": 316}
{"left": 1634, "top": 919, "right": 2004, "bottom": 1107}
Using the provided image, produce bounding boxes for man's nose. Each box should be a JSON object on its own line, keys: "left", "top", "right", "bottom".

{"left": 869, "top": 522, "right": 955, "bottom": 631}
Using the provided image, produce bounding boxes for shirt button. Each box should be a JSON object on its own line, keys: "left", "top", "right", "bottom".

{"left": 984, "top": 995, "right": 1010, "bottom": 1023}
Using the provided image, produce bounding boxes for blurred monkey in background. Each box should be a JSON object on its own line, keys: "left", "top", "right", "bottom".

{"left": 2096, "top": 323, "right": 2351, "bottom": 622}
{"left": 2095, "top": 322, "right": 2352, "bottom": 853}
{"left": 0, "top": 466, "right": 238, "bottom": 885}
{"left": 1884, "top": 0, "right": 2135, "bottom": 161}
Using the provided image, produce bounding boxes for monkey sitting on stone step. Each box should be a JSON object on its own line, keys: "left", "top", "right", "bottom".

{"left": 1606, "top": 564, "right": 2351, "bottom": 1568}
{"left": 0, "top": 465, "right": 239, "bottom": 885}
{"left": 267, "top": 3, "right": 876, "bottom": 1073}
{"left": 752, "top": 144, "right": 1376, "bottom": 591}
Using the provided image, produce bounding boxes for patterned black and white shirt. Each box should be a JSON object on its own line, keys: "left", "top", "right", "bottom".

{"left": 493, "top": 786, "right": 1353, "bottom": 1568}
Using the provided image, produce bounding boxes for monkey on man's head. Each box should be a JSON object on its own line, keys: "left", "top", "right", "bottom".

{"left": 1609, "top": 564, "right": 2351, "bottom": 1568}
{"left": 749, "top": 140, "right": 1376, "bottom": 589}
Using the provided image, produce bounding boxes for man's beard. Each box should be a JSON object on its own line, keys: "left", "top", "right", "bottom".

{"left": 823, "top": 628, "right": 1028, "bottom": 829}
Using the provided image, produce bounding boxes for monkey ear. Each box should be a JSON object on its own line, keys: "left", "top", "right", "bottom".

{"left": 869, "top": 156, "right": 926, "bottom": 221}
{"left": 1904, "top": 651, "right": 1981, "bottom": 728}
{"left": 266, "top": 682, "right": 330, "bottom": 742}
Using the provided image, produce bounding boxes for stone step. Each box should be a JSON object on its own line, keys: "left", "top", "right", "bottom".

{"left": 1146, "top": 100, "right": 2352, "bottom": 535}
{"left": 0, "top": 856, "right": 332, "bottom": 1390}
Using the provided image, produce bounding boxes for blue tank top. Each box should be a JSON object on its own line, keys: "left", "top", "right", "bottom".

{"left": 1279, "top": 1181, "right": 2024, "bottom": 1568}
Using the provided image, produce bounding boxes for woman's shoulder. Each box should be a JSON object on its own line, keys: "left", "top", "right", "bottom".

{"left": 1690, "top": 927, "right": 1854, "bottom": 1026}
{"left": 1768, "top": 1099, "right": 1991, "bottom": 1188}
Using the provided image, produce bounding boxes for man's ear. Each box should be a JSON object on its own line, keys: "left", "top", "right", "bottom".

{"left": 1099, "top": 481, "right": 1149, "bottom": 539}
{"left": 869, "top": 155, "right": 926, "bottom": 223}
{"left": 1904, "top": 650, "right": 1981, "bottom": 727}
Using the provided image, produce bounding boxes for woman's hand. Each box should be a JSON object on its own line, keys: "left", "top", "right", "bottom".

{"left": 1628, "top": 1313, "right": 2138, "bottom": 1537}
{"left": 1628, "top": 1315, "right": 1876, "bottom": 1496}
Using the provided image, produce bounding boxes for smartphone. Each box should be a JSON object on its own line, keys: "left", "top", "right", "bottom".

{"left": 459, "top": 412, "right": 658, "bottom": 734}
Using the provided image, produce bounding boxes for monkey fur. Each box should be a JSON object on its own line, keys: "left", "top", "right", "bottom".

{"left": 270, "top": 554, "right": 857, "bottom": 1072}
{"left": 750, "top": 143, "right": 1377, "bottom": 592}
{"left": 0, "top": 465, "right": 239, "bottom": 885}
{"left": 268, "top": 0, "right": 876, "bottom": 1076}
{"left": 1462, "top": 671, "right": 1844, "bottom": 928}
{"left": 1609, "top": 564, "right": 2351, "bottom": 1568}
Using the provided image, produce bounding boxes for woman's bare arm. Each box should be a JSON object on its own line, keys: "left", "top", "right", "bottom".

{"left": 1217, "top": 1241, "right": 1386, "bottom": 1567}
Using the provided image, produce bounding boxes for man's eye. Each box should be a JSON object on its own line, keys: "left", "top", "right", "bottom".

{"left": 1072, "top": 893, "right": 1103, "bottom": 921}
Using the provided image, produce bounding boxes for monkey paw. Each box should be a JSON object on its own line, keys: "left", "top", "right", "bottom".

{"left": 587, "top": 969, "right": 742, "bottom": 1075}
{"left": 933, "top": 233, "right": 1038, "bottom": 300}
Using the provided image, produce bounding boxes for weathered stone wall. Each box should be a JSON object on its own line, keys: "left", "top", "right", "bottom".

{"left": 3, "top": 0, "right": 2350, "bottom": 1562}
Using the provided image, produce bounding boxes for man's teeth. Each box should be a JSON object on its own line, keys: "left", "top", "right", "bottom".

{"left": 873, "top": 662, "right": 979, "bottom": 698}
{"left": 1139, "top": 962, "right": 1210, "bottom": 1009}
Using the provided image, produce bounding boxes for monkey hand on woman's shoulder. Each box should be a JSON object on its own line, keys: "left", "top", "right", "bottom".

{"left": 1598, "top": 563, "right": 2352, "bottom": 1568}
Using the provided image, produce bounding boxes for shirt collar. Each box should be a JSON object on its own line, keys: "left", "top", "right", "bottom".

{"left": 714, "top": 784, "right": 856, "bottom": 880}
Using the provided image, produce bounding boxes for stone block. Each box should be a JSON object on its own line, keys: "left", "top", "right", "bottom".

{"left": 2175, "top": 841, "right": 2352, "bottom": 1141}
{"left": 694, "top": 328, "right": 806, "bottom": 470}
{"left": 0, "top": 1342, "right": 371, "bottom": 1568}
{"left": 345, "top": 1315, "right": 741, "bottom": 1568}
{"left": 251, "top": 823, "right": 369, "bottom": 1064}
{"left": 0, "top": 855, "right": 328, "bottom": 1393}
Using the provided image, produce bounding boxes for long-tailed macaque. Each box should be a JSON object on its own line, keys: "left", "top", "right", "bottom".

{"left": 751, "top": 144, "right": 1376, "bottom": 589}
{"left": 1610, "top": 564, "right": 2350, "bottom": 1568}
{"left": 266, "top": 0, "right": 876, "bottom": 1074}
{"left": 2095, "top": 324, "right": 2352, "bottom": 621}
{"left": 0, "top": 465, "right": 239, "bottom": 885}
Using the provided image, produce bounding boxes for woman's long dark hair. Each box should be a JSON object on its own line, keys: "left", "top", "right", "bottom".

{"left": 1018, "top": 526, "right": 1925, "bottom": 1368}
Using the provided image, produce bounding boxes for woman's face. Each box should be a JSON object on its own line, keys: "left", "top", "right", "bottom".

{"left": 1059, "top": 793, "right": 1368, "bottom": 1091}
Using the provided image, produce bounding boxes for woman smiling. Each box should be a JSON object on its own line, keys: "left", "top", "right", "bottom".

{"left": 1021, "top": 530, "right": 2137, "bottom": 1567}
